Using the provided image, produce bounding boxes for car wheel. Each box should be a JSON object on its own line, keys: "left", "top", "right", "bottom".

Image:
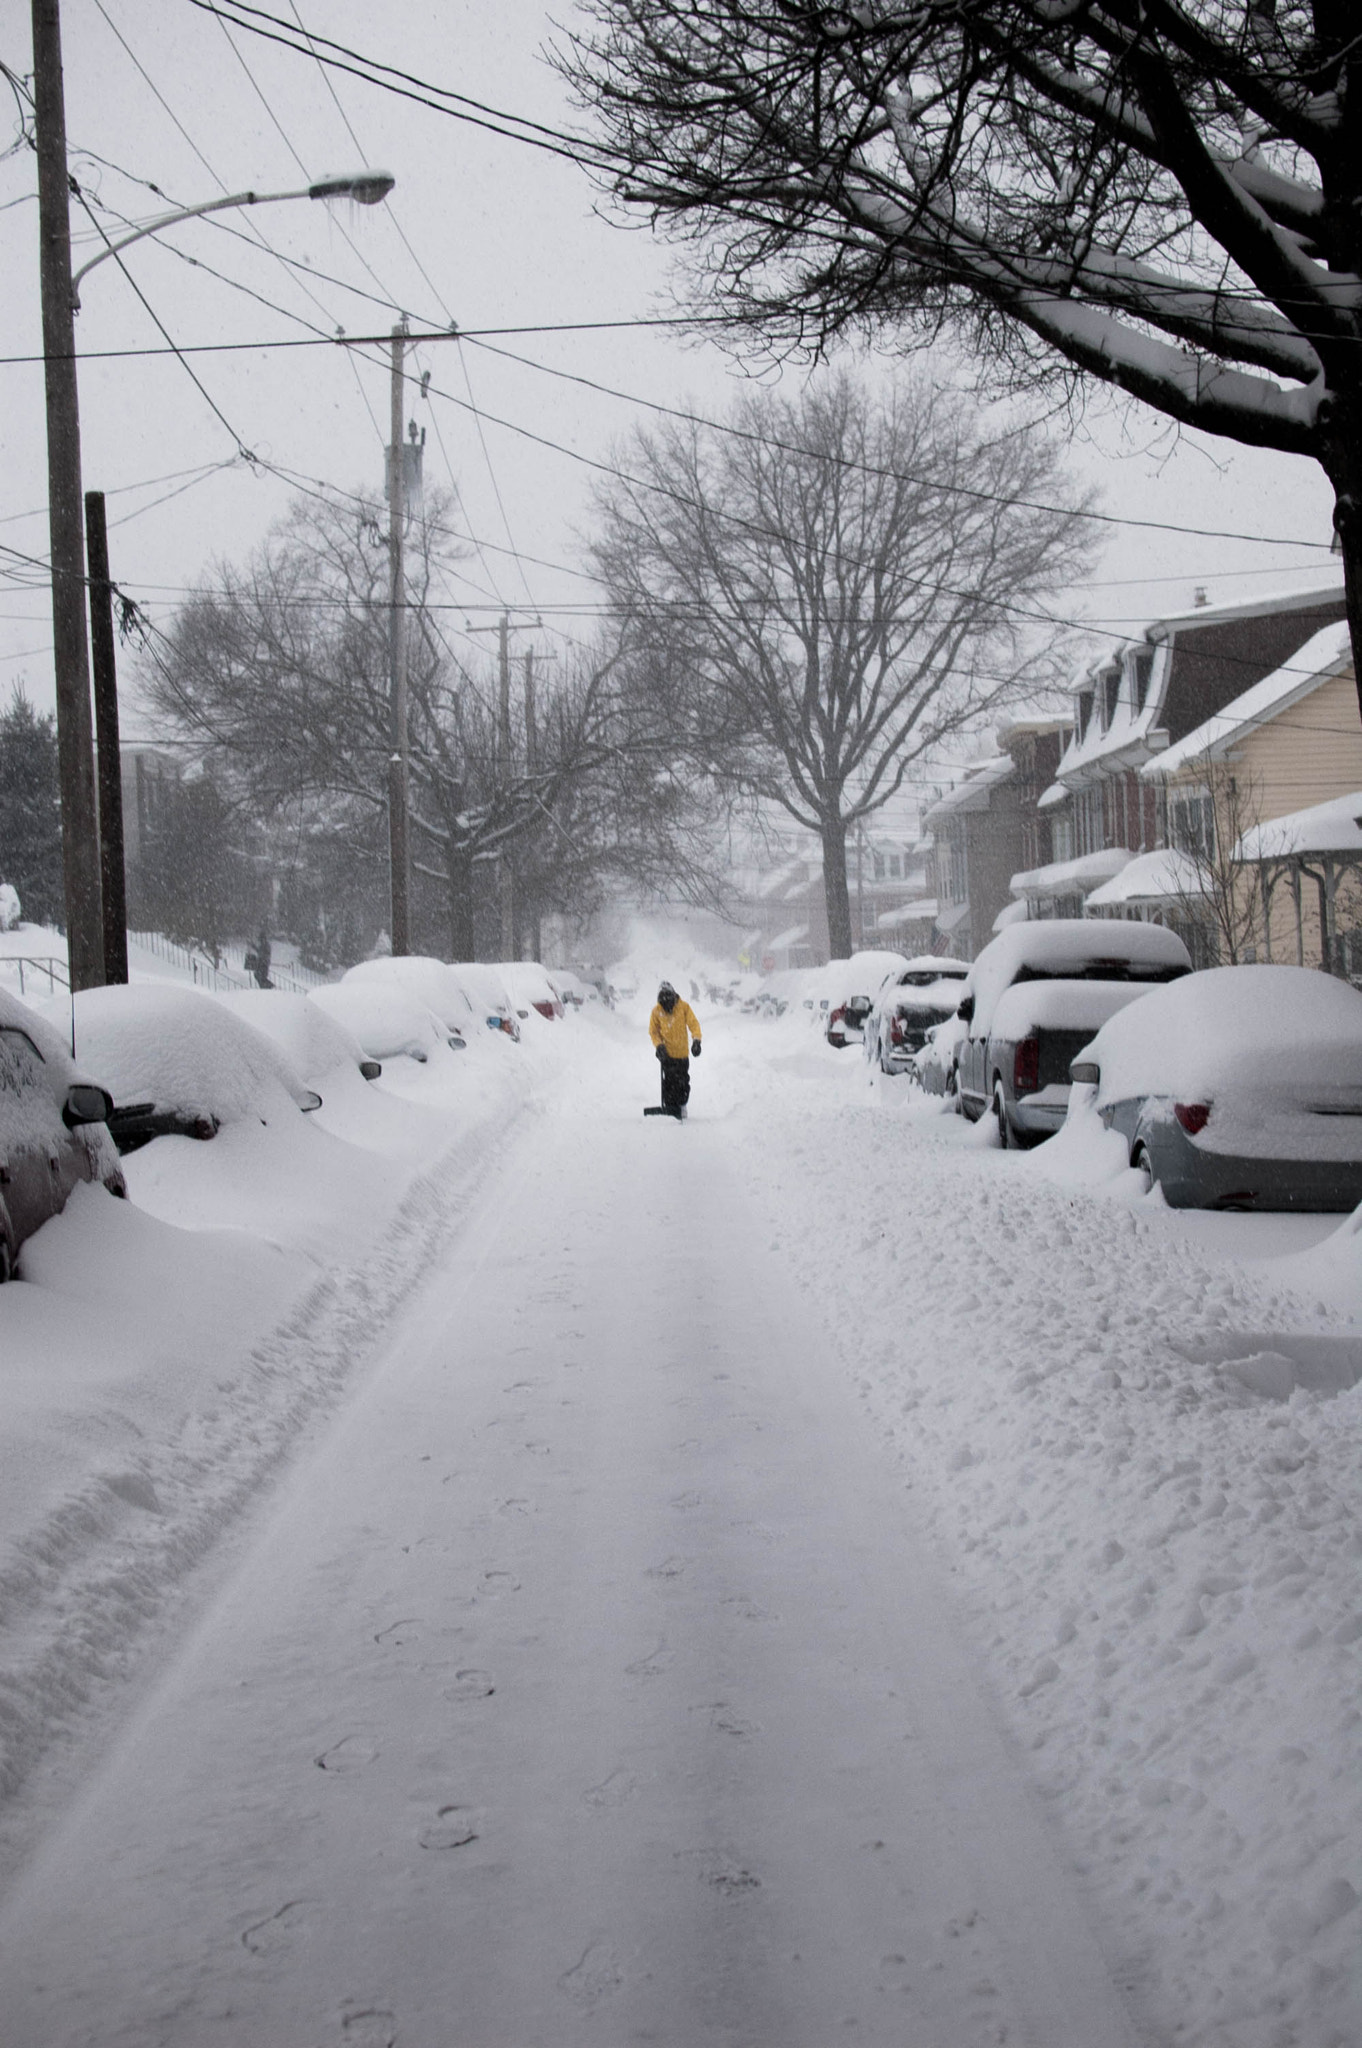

{"left": 1132, "top": 1144, "right": 1156, "bottom": 1196}
{"left": 993, "top": 1081, "right": 1012, "bottom": 1149}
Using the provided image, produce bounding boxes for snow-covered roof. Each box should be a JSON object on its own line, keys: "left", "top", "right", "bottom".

{"left": 766, "top": 923, "right": 809, "bottom": 950}
{"left": 1144, "top": 621, "right": 1354, "bottom": 779}
{"left": 992, "top": 899, "right": 1030, "bottom": 931}
{"left": 1055, "top": 581, "right": 1345, "bottom": 788}
{"left": 923, "top": 755, "right": 1014, "bottom": 821}
{"left": 1010, "top": 848, "right": 1132, "bottom": 899}
{"left": 1235, "top": 790, "right": 1362, "bottom": 862}
{"left": 876, "top": 897, "right": 938, "bottom": 929}
{"left": 1084, "top": 847, "right": 1208, "bottom": 907}
{"left": 1037, "top": 780, "right": 1071, "bottom": 811}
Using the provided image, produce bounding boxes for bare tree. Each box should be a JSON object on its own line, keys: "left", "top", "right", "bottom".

{"left": 140, "top": 489, "right": 727, "bottom": 960}
{"left": 590, "top": 373, "right": 1091, "bottom": 954}
{"left": 1163, "top": 750, "right": 1267, "bottom": 964}
{"left": 559, "top": 2, "right": 1362, "bottom": 718}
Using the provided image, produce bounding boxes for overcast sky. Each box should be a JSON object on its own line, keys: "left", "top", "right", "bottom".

{"left": 0, "top": 0, "right": 1343, "bottom": 798}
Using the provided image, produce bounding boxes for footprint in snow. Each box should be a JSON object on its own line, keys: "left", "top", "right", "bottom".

{"left": 315, "top": 1736, "right": 378, "bottom": 1774}
{"left": 584, "top": 1769, "right": 636, "bottom": 1810}
{"left": 626, "top": 1639, "right": 673, "bottom": 1678}
{"left": 418, "top": 1805, "right": 480, "bottom": 1851}
{"left": 559, "top": 1938, "right": 623, "bottom": 2010}
{"left": 443, "top": 1668, "right": 496, "bottom": 1702}
{"left": 373, "top": 1619, "right": 421, "bottom": 1648}
{"left": 338, "top": 2006, "right": 397, "bottom": 2047}
{"left": 240, "top": 1899, "right": 309, "bottom": 1954}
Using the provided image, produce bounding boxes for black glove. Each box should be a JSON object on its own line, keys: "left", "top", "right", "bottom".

{"left": 691, "top": 1040, "right": 701, "bottom": 1057}
{"left": 656, "top": 1045, "right": 666, "bottom": 1062}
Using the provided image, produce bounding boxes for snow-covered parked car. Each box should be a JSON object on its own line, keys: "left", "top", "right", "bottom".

{"left": 310, "top": 982, "right": 464, "bottom": 1064}
{"left": 448, "top": 963, "right": 521, "bottom": 1040}
{"left": 497, "top": 963, "right": 565, "bottom": 1021}
{"left": 863, "top": 956, "right": 969, "bottom": 1074}
{"left": 1069, "top": 964, "right": 1362, "bottom": 1209}
{"left": 954, "top": 919, "right": 1192, "bottom": 1144}
{"left": 68, "top": 984, "right": 324, "bottom": 1154}
{"left": 0, "top": 987, "right": 124, "bottom": 1278}
{"left": 342, "top": 956, "right": 476, "bottom": 1042}
{"left": 545, "top": 968, "right": 589, "bottom": 1008}
{"left": 822, "top": 950, "right": 908, "bottom": 1047}
{"left": 910, "top": 1010, "right": 968, "bottom": 1099}
{"left": 211, "top": 989, "right": 383, "bottom": 1083}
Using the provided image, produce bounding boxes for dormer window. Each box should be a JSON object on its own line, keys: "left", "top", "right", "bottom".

{"left": 1104, "top": 666, "right": 1121, "bottom": 729}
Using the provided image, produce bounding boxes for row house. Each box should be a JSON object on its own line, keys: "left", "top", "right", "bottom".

{"left": 1130, "top": 619, "right": 1362, "bottom": 975}
{"left": 1011, "top": 582, "right": 1348, "bottom": 922}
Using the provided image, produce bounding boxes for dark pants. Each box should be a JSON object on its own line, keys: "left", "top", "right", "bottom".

{"left": 659, "top": 1053, "right": 691, "bottom": 1116}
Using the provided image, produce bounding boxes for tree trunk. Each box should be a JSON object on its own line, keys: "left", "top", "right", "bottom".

{"left": 447, "top": 840, "right": 475, "bottom": 960}
{"left": 1321, "top": 392, "right": 1362, "bottom": 727}
{"left": 821, "top": 816, "right": 853, "bottom": 959}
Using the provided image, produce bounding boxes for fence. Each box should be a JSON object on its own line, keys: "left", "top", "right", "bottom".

{"left": 127, "top": 931, "right": 327, "bottom": 995}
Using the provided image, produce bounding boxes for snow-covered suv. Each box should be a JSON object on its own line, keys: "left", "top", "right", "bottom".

{"left": 954, "top": 920, "right": 1192, "bottom": 1146}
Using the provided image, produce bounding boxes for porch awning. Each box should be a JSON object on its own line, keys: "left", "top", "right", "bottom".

{"left": 766, "top": 923, "right": 809, "bottom": 950}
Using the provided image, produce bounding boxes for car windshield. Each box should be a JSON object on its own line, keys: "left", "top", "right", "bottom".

{"left": 1012, "top": 961, "right": 1189, "bottom": 987}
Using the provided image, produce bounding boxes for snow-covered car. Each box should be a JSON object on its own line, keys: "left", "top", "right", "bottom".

{"left": 863, "top": 956, "right": 969, "bottom": 1073}
{"left": 0, "top": 987, "right": 124, "bottom": 1279}
{"left": 447, "top": 963, "right": 521, "bottom": 1040}
{"left": 210, "top": 989, "right": 383, "bottom": 1083}
{"left": 1069, "top": 964, "right": 1362, "bottom": 1209}
{"left": 955, "top": 919, "right": 1192, "bottom": 1141}
{"left": 545, "top": 968, "right": 589, "bottom": 1008}
{"left": 67, "top": 984, "right": 324, "bottom": 1154}
{"left": 342, "top": 956, "right": 476, "bottom": 1042}
{"left": 909, "top": 1010, "right": 968, "bottom": 1098}
{"left": 822, "top": 950, "right": 909, "bottom": 1047}
{"left": 310, "top": 982, "right": 464, "bottom": 1064}
{"left": 497, "top": 963, "right": 565, "bottom": 1021}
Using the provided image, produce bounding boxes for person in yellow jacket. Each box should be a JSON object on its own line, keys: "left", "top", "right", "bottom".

{"left": 648, "top": 980, "right": 702, "bottom": 1118}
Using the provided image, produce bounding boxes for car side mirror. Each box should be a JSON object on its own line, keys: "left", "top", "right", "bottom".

{"left": 62, "top": 1082, "right": 113, "bottom": 1127}
{"left": 359, "top": 1059, "right": 383, "bottom": 1081}
{"left": 299, "top": 1090, "right": 324, "bottom": 1113}
{"left": 1069, "top": 1059, "right": 1100, "bottom": 1086}
{"left": 956, "top": 994, "right": 975, "bottom": 1023}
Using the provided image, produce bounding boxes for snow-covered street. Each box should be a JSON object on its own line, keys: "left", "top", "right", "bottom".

{"left": 0, "top": 1002, "right": 1359, "bottom": 2047}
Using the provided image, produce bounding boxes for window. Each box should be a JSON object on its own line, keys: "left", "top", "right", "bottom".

{"left": 889, "top": 854, "right": 902, "bottom": 879}
{"left": 1104, "top": 667, "right": 1121, "bottom": 729}
{"left": 1052, "top": 815, "right": 1074, "bottom": 863}
{"left": 1171, "top": 791, "right": 1215, "bottom": 859}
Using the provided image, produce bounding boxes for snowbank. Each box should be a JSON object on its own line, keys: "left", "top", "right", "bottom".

{"left": 729, "top": 1014, "right": 1362, "bottom": 2048}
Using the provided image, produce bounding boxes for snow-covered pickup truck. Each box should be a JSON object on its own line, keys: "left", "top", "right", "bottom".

{"left": 953, "top": 919, "right": 1192, "bottom": 1147}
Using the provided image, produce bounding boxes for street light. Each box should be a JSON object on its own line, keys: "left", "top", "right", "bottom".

{"left": 71, "top": 171, "right": 396, "bottom": 307}
{"left": 32, "top": 0, "right": 394, "bottom": 990}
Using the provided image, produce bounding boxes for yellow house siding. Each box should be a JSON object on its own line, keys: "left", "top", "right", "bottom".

{"left": 1232, "top": 668, "right": 1362, "bottom": 821}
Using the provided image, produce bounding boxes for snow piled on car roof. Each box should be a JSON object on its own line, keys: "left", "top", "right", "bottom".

{"left": 965, "top": 917, "right": 1192, "bottom": 1037}
{"left": 1084, "top": 964, "right": 1362, "bottom": 1105}
{"left": 209, "top": 989, "right": 368, "bottom": 1084}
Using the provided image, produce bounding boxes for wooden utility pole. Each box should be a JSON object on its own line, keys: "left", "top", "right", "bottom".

{"left": 387, "top": 319, "right": 410, "bottom": 956}
{"left": 32, "top": 0, "right": 104, "bottom": 988}
{"left": 84, "top": 491, "right": 128, "bottom": 982}
{"left": 497, "top": 611, "right": 514, "bottom": 958}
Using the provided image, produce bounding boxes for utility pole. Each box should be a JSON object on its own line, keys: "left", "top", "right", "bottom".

{"left": 523, "top": 647, "right": 540, "bottom": 962}
{"left": 84, "top": 492, "right": 128, "bottom": 982}
{"left": 32, "top": 0, "right": 104, "bottom": 989}
{"left": 386, "top": 319, "right": 410, "bottom": 956}
{"left": 497, "top": 612, "right": 514, "bottom": 959}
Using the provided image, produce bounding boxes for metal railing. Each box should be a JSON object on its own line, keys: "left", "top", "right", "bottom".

{"left": 0, "top": 955, "right": 71, "bottom": 999}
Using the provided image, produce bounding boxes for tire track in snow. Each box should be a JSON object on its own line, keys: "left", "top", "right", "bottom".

{"left": 0, "top": 1084, "right": 540, "bottom": 1869}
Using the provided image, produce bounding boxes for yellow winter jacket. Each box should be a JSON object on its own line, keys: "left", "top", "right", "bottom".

{"left": 649, "top": 997, "right": 701, "bottom": 1059}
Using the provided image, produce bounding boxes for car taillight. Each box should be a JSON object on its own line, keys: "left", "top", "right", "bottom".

{"left": 1013, "top": 1036, "right": 1040, "bottom": 1096}
{"left": 829, "top": 1005, "right": 846, "bottom": 1028}
{"left": 1174, "top": 1102, "right": 1210, "bottom": 1135}
{"left": 890, "top": 1016, "right": 905, "bottom": 1044}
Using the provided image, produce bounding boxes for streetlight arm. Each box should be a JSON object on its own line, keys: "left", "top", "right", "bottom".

{"left": 70, "top": 169, "right": 395, "bottom": 306}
